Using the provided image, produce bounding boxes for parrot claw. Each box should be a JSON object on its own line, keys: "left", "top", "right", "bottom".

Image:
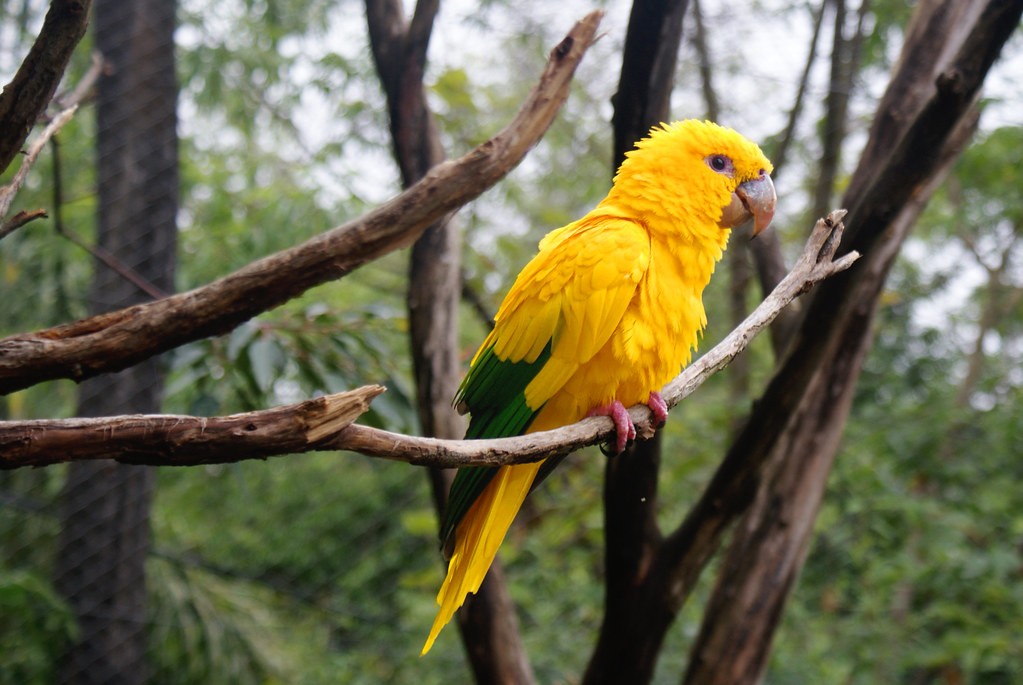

{"left": 588, "top": 400, "right": 636, "bottom": 455}
{"left": 647, "top": 391, "right": 668, "bottom": 427}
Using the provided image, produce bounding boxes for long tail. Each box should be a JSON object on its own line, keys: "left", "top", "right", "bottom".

{"left": 421, "top": 461, "right": 544, "bottom": 655}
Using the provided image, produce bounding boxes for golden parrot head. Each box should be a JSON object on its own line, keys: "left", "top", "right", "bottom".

{"left": 610, "top": 119, "right": 776, "bottom": 237}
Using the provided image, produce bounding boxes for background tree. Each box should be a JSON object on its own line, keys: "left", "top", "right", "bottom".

{"left": 50, "top": 1, "right": 177, "bottom": 684}
{"left": 364, "top": 0, "right": 536, "bottom": 679}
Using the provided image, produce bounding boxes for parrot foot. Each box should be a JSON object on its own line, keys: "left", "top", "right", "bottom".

{"left": 587, "top": 400, "right": 636, "bottom": 455}
{"left": 647, "top": 391, "right": 668, "bottom": 427}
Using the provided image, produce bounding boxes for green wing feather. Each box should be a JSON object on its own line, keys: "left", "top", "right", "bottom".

{"left": 440, "top": 341, "right": 552, "bottom": 550}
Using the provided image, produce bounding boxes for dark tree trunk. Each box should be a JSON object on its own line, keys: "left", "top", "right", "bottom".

{"left": 365, "top": 1, "right": 535, "bottom": 681}
{"left": 810, "top": 0, "right": 869, "bottom": 224}
{"left": 609, "top": 0, "right": 688, "bottom": 169}
{"left": 581, "top": 1, "right": 1019, "bottom": 683}
{"left": 584, "top": 1, "right": 688, "bottom": 683}
{"left": 682, "top": 1, "right": 1018, "bottom": 682}
{"left": 689, "top": 0, "right": 758, "bottom": 424}
{"left": 751, "top": 0, "right": 828, "bottom": 354}
{"left": 53, "top": 1, "right": 178, "bottom": 683}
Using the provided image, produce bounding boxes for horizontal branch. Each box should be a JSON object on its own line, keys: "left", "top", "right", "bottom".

{"left": 0, "top": 385, "right": 385, "bottom": 468}
{"left": 0, "top": 211, "right": 856, "bottom": 470}
{"left": 0, "top": 10, "right": 604, "bottom": 396}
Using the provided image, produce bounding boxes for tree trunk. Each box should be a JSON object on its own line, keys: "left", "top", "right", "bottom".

{"left": 748, "top": 1, "right": 831, "bottom": 356}
{"left": 683, "top": 1, "right": 1017, "bottom": 681}
{"left": 810, "top": 0, "right": 869, "bottom": 224}
{"left": 53, "top": 1, "right": 178, "bottom": 683}
{"left": 690, "top": 0, "right": 754, "bottom": 423}
{"left": 365, "top": 1, "right": 536, "bottom": 680}
{"left": 584, "top": 1, "right": 687, "bottom": 683}
{"left": 936, "top": 233, "right": 1023, "bottom": 459}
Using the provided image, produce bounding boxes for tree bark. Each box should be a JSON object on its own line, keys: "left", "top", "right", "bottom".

{"left": 935, "top": 229, "right": 1023, "bottom": 461}
{"left": 810, "top": 0, "right": 869, "bottom": 224}
{"left": 53, "top": 2, "right": 178, "bottom": 683}
{"left": 585, "top": 1, "right": 688, "bottom": 683}
{"left": 690, "top": 0, "right": 759, "bottom": 423}
{"left": 609, "top": 0, "right": 688, "bottom": 169}
{"left": 366, "top": 0, "right": 535, "bottom": 680}
{"left": 768, "top": 0, "right": 827, "bottom": 183}
{"left": 748, "top": 0, "right": 826, "bottom": 355}
{"left": 0, "top": 0, "right": 92, "bottom": 175}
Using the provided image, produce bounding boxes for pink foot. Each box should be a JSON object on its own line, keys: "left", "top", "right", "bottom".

{"left": 647, "top": 391, "right": 668, "bottom": 427}
{"left": 587, "top": 400, "right": 636, "bottom": 454}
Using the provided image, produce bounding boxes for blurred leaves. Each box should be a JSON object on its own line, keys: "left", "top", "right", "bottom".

{"left": 147, "top": 558, "right": 278, "bottom": 685}
{"left": 0, "top": 569, "right": 77, "bottom": 685}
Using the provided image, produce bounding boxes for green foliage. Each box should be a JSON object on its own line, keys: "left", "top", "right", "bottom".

{"left": 147, "top": 558, "right": 275, "bottom": 685}
{"left": 150, "top": 453, "right": 445, "bottom": 684}
{"left": 953, "top": 126, "right": 1023, "bottom": 225}
{"left": 0, "top": 569, "right": 77, "bottom": 685}
{"left": 165, "top": 289, "right": 415, "bottom": 428}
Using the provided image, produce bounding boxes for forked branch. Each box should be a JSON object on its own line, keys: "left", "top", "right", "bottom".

{"left": 0, "top": 54, "right": 104, "bottom": 240}
{"left": 0, "top": 211, "right": 857, "bottom": 470}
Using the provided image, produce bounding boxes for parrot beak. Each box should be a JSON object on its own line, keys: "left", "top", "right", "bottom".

{"left": 718, "top": 171, "right": 776, "bottom": 236}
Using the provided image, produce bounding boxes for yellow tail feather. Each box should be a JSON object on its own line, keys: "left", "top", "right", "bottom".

{"left": 421, "top": 461, "right": 544, "bottom": 655}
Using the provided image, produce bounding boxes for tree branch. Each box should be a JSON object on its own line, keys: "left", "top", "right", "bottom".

{"left": 768, "top": 0, "right": 827, "bottom": 181}
{"left": 0, "top": 54, "right": 102, "bottom": 239}
{"left": 0, "top": 0, "right": 92, "bottom": 175}
{"left": 0, "top": 10, "right": 604, "bottom": 396}
{"left": 1, "top": 385, "right": 385, "bottom": 469}
{"left": 660, "top": 210, "right": 856, "bottom": 408}
{"left": 0, "top": 105, "right": 77, "bottom": 235}
{"left": 675, "top": 0, "right": 1021, "bottom": 679}
{"left": 0, "top": 212, "right": 855, "bottom": 470}
{"left": 744, "top": 1, "right": 828, "bottom": 355}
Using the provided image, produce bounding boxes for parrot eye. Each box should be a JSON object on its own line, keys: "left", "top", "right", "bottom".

{"left": 706, "top": 154, "right": 734, "bottom": 176}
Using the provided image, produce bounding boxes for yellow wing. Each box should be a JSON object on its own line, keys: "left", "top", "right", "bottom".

{"left": 494, "top": 213, "right": 650, "bottom": 403}
{"left": 422, "top": 214, "right": 650, "bottom": 655}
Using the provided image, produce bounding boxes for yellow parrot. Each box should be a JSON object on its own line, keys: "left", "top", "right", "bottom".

{"left": 422, "top": 120, "right": 776, "bottom": 654}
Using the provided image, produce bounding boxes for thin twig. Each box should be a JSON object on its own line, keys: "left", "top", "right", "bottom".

{"left": 0, "top": 53, "right": 103, "bottom": 241}
{"left": 50, "top": 137, "right": 169, "bottom": 300}
{"left": 0, "top": 106, "right": 76, "bottom": 237}
{"left": 50, "top": 51, "right": 105, "bottom": 111}
{"left": 0, "top": 208, "right": 48, "bottom": 236}
{"left": 770, "top": 0, "right": 827, "bottom": 181}
{"left": 55, "top": 222, "right": 172, "bottom": 300}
